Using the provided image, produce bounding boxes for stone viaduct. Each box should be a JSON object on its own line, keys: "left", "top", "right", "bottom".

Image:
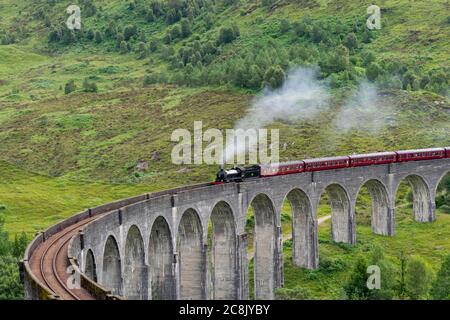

{"left": 25, "top": 158, "right": 450, "bottom": 300}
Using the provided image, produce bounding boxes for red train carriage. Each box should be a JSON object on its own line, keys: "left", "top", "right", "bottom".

{"left": 304, "top": 156, "right": 350, "bottom": 172}
{"left": 260, "top": 161, "right": 305, "bottom": 177}
{"left": 349, "top": 151, "right": 397, "bottom": 167}
{"left": 445, "top": 147, "right": 450, "bottom": 158}
{"left": 396, "top": 148, "right": 446, "bottom": 162}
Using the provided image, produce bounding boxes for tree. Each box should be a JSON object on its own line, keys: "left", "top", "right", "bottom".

{"left": 405, "top": 256, "right": 433, "bottom": 300}
{"left": 123, "top": 24, "right": 137, "bottom": 41}
{"left": 181, "top": 19, "right": 191, "bottom": 38}
{"left": 170, "top": 25, "right": 182, "bottom": 40}
{"left": 293, "top": 21, "right": 308, "bottom": 37}
{"left": 218, "top": 25, "right": 239, "bottom": 45}
{"left": 342, "top": 247, "right": 398, "bottom": 300}
{"left": 247, "top": 64, "right": 263, "bottom": 89}
{"left": 48, "top": 28, "right": 61, "bottom": 43}
{"left": 137, "top": 42, "right": 148, "bottom": 59}
{"left": 145, "top": 10, "right": 155, "bottom": 22}
{"left": 0, "top": 217, "right": 26, "bottom": 299}
{"left": 262, "top": 0, "right": 276, "bottom": 7}
{"left": 82, "top": 78, "right": 98, "bottom": 93}
{"left": 361, "top": 51, "right": 376, "bottom": 66}
{"left": 105, "top": 21, "right": 117, "bottom": 38}
{"left": 263, "top": 65, "right": 285, "bottom": 89}
{"left": 149, "top": 39, "right": 158, "bottom": 52}
{"left": 86, "top": 29, "right": 95, "bottom": 41}
{"left": 120, "top": 40, "right": 129, "bottom": 54}
{"left": 344, "top": 257, "right": 371, "bottom": 299}
{"left": 64, "top": 80, "right": 77, "bottom": 94}
{"left": 366, "top": 62, "right": 382, "bottom": 81}
{"left": 343, "top": 32, "right": 358, "bottom": 50}
{"left": 280, "top": 19, "right": 291, "bottom": 33}
{"left": 166, "top": 8, "right": 181, "bottom": 24}
{"left": 431, "top": 254, "right": 450, "bottom": 299}
{"left": 332, "top": 45, "right": 350, "bottom": 72}
{"left": 94, "top": 31, "right": 103, "bottom": 44}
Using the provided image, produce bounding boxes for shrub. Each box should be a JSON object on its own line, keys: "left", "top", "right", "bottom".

{"left": 218, "top": 25, "right": 240, "bottom": 45}
{"left": 86, "top": 29, "right": 95, "bottom": 41}
{"left": 263, "top": 65, "right": 285, "bottom": 89}
{"left": 431, "top": 254, "right": 450, "bottom": 299}
{"left": 343, "top": 32, "right": 358, "bottom": 50}
{"left": 0, "top": 217, "right": 27, "bottom": 299}
{"left": 181, "top": 19, "right": 191, "bottom": 38}
{"left": 344, "top": 257, "right": 371, "bottom": 299}
{"left": 275, "top": 286, "right": 311, "bottom": 300}
{"left": 319, "top": 257, "right": 346, "bottom": 272}
{"left": 149, "top": 39, "right": 158, "bottom": 52}
{"left": 64, "top": 80, "right": 76, "bottom": 94}
{"left": 94, "top": 31, "right": 103, "bottom": 44}
{"left": 120, "top": 40, "right": 129, "bottom": 54}
{"left": 82, "top": 78, "right": 98, "bottom": 92}
{"left": 405, "top": 256, "right": 433, "bottom": 300}
{"left": 123, "top": 24, "right": 137, "bottom": 41}
{"left": 280, "top": 19, "right": 291, "bottom": 33}
{"left": 137, "top": 42, "right": 148, "bottom": 59}
{"left": 366, "top": 62, "right": 382, "bottom": 81}
{"left": 48, "top": 28, "right": 61, "bottom": 43}
{"left": 143, "top": 72, "right": 168, "bottom": 86}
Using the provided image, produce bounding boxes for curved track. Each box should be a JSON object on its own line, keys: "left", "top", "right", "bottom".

{"left": 25, "top": 182, "right": 213, "bottom": 300}
{"left": 29, "top": 216, "right": 101, "bottom": 300}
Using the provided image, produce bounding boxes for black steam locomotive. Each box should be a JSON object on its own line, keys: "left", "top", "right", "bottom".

{"left": 215, "top": 165, "right": 261, "bottom": 183}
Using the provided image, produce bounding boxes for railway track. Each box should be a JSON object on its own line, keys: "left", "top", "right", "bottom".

{"left": 30, "top": 216, "right": 100, "bottom": 300}
{"left": 25, "top": 182, "right": 213, "bottom": 300}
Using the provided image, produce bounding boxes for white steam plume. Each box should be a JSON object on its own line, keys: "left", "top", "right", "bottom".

{"left": 332, "top": 81, "right": 396, "bottom": 133}
{"left": 224, "top": 67, "right": 330, "bottom": 163}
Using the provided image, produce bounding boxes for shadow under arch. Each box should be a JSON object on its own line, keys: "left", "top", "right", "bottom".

{"left": 355, "top": 179, "right": 391, "bottom": 236}
{"left": 84, "top": 249, "right": 97, "bottom": 282}
{"left": 102, "top": 235, "right": 122, "bottom": 295}
{"left": 435, "top": 170, "right": 450, "bottom": 214}
{"left": 247, "top": 193, "right": 277, "bottom": 300}
{"left": 177, "top": 208, "right": 204, "bottom": 299}
{"left": 435, "top": 170, "right": 450, "bottom": 193}
{"left": 149, "top": 216, "right": 175, "bottom": 300}
{"left": 208, "top": 201, "right": 237, "bottom": 299}
{"left": 395, "top": 174, "right": 433, "bottom": 223}
{"left": 123, "top": 225, "right": 147, "bottom": 300}
{"left": 283, "top": 188, "right": 317, "bottom": 269}
{"left": 319, "top": 183, "right": 353, "bottom": 244}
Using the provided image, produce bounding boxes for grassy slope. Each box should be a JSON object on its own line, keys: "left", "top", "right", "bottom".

{"left": 0, "top": 160, "right": 154, "bottom": 235}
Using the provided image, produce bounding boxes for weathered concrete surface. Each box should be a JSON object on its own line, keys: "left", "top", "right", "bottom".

{"left": 69, "top": 158, "right": 449, "bottom": 300}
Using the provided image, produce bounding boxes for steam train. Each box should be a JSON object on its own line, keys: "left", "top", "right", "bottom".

{"left": 215, "top": 147, "right": 450, "bottom": 183}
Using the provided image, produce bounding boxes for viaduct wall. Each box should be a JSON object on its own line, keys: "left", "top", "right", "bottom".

{"left": 26, "top": 158, "right": 450, "bottom": 300}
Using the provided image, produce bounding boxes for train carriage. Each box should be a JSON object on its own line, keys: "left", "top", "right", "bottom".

{"left": 349, "top": 151, "right": 397, "bottom": 167}
{"left": 260, "top": 161, "right": 305, "bottom": 177}
{"left": 304, "top": 156, "right": 350, "bottom": 172}
{"left": 396, "top": 148, "right": 445, "bottom": 162}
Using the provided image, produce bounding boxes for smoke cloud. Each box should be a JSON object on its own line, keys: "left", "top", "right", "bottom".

{"left": 332, "top": 81, "right": 396, "bottom": 133}
{"left": 224, "top": 67, "right": 330, "bottom": 163}
{"left": 235, "top": 67, "right": 330, "bottom": 129}
{"left": 223, "top": 69, "right": 397, "bottom": 165}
